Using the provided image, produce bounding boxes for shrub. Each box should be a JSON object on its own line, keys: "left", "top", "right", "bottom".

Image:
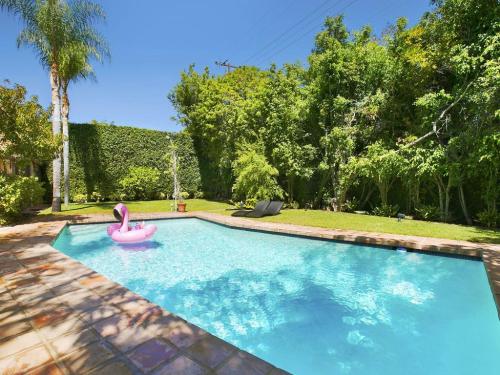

{"left": 244, "top": 198, "right": 257, "bottom": 208}
{"left": 119, "top": 167, "right": 161, "bottom": 200}
{"left": 90, "top": 191, "right": 102, "bottom": 202}
{"left": 477, "top": 209, "right": 498, "bottom": 228}
{"left": 414, "top": 205, "right": 441, "bottom": 221}
{"left": 0, "top": 175, "right": 44, "bottom": 224}
{"left": 179, "top": 191, "right": 190, "bottom": 200}
{"left": 194, "top": 191, "right": 204, "bottom": 199}
{"left": 60, "top": 123, "right": 201, "bottom": 199}
{"left": 232, "top": 148, "right": 284, "bottom": 201}
{"left": 72, "top": 193, "right": 87, "bottom": 204}
{"left": 372, "top": 204, "right": 399, "bottom": 217}
{"left": 343, "top": 197, "right": 359, "bottom": 213}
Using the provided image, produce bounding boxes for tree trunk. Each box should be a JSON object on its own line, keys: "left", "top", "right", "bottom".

{"left": 50, "top": 64, "right": 62, "bottom": 212}
{"left": 378, "top": 181, "right": 388, "bottom": 206}
{"left": 287, "top": 176, "right": 294, "bottom": 203}
{"left": 458, "top": 183, "right": 472, "bottom": 225}
{"left": 61, "top": 80, "right": 70, "bottom": 206}
{"left": 444, "top": 178, "right": 452, "bottom": 222}
{"left": 435, "top": 177, "right": 445, "bottom": 221}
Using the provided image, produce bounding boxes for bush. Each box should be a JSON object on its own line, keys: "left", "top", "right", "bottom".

{"left": 72, "top": 193, "right": 87, "bottom": 204}
{"left": 119, "top": 167, "right": 161, "bottom": 200}
{"left": 232, "top": 148, "right": 284, "bottom": 201}
{"left": 59, "top": 123, "right": 201, "bottom": 199}
{"left": 0, "top": 175, "right": 44, "bottom": 224}
{"left": 90, "top": 191, "right": 102, "bottom": 202}
{"left": 343, "top": 197, "right": 359, "bottom": 213}
{"left": 194, "top": 191, "right": 204, "bottom": 199}
{"left": 414, "top": 205, "right": 441, "bottom": 221}
{"left": 372, "top": 204, "right": 399, "bottom": 217}
{"left": 477, "top": 209, "right": 498, "bottom": 228}
{"left": 244, "top": 198, "right": 257, "bottom": 208}
{"left": 179, "top": 191, "right": 190, "bottom": 200}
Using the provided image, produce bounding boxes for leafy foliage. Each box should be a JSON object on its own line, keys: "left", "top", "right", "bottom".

{"left": 60, "top": 122, "right": 201, "bottom": 200}
{"left": 119, "top": 166, "right": 161, "bottom": 201}
{"left": 170, "top": 0, "right": 499, "bottom": 226}
{"left": 0, "top": 174, "right": 44, "bottom": 224}
{"left": 0, "top": 82, "right": 59, "bottom": 166}
{"left": 232, "top": 147, "right": 284, "bottom": 201}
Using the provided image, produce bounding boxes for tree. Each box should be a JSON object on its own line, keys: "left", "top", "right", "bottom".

{"left": 0, "top": 82, "right": 59, "bottom": 171}
{"left": 59, "top": 12, "right": 109, "bottom": 205}
{"left": 358, "top": 142, "right": 405, "bottom": 207}
{"left": 232, "top": 146, "right": 283, "bottom": 201}
{"left": 0, "top": 0, "right": 108, "bottom": 211}
{"left": 261, "top": 65, "right": 315, "bottom": 202}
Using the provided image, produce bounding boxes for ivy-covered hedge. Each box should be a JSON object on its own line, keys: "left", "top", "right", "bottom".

{"left": 66, "top": 122, "right": 200, "bottom": 200}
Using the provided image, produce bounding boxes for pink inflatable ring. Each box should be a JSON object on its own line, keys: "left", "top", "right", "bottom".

{"left": 107, "top": 203, "right": 157, "bottom": 243}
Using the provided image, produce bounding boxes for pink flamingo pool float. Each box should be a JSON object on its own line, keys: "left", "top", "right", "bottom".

{"left": 107, "top": 203, "right": 157, "bottom": 243}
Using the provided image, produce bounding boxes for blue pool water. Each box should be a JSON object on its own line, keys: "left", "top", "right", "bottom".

{"left": 53, "top": 218, "right": 500, "bottom": 374}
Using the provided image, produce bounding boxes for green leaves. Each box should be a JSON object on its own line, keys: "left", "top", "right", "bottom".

{"left": 232, "top": 148, "right": 284, "bottom": 201}
{"left": 0, "top": 82, "right": 60, "bottom": 165}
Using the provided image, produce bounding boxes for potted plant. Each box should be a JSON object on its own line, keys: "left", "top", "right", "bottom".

{"left": 177, "top": 192, "right": 189, "bottom": 212}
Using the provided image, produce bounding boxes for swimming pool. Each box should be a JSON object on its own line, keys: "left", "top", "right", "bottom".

{"left": 53, "top": 218, "right": 500, "bottom": 374}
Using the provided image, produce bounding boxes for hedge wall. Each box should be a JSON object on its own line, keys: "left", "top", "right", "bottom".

{"left": 66, "top": 123, "right": 200, "bottom": 200}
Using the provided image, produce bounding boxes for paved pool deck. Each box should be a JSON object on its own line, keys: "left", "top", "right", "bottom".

{"left": 1, "top": 211, "right": 499, "bottom": 374}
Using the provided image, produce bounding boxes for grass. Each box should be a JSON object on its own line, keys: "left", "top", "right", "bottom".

{"left": 38, "top": 199, "right": 233, "bottom": 215}
{"left": 38, "top": 199, "right": 500, "bottom": 244}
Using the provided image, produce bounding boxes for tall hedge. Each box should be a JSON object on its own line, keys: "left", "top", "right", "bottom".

{"left": 66, "top": 123, "right": 200, "bottom": 200}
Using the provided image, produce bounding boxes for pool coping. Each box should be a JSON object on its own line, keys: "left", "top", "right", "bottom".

{"left": 1, "top": 212, "right": 499, "bottom": 374}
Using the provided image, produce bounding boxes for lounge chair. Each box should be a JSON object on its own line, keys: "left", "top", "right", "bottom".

{"left": 232, "top": 200, "right": 270, "bottom": 217}
{"left": 263, "top": 200, "right": 284, "bottom": 216}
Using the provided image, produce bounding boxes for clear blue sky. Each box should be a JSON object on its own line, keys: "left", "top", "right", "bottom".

{"left": 0, "top": 0, "right": 431, "bottom": 132}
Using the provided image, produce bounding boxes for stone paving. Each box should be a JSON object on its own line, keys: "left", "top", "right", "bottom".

{"left": 1, "top": 211, "right": 499, "bottom": 374}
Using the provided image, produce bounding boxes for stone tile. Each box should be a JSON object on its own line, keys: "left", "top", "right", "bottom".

{"left": 158, "top": 319, "right": 207, "bottom": 349}
{"left": 268, "top": 368, "right": 292, "bottom": 375}
{"left": 62, "top": 289, "right": 103, "bottom": 311}
{"left": 77, "top": 304, "right": 121, "bottom": 325}
{"left": 93, "top": 314, "right": 129, "bottom": 338}
{"left": 49, "top": 328, "right": 100, "bottom": 357}
{"left": 127, "top": 338, "right": 177, "bottom": 373}
{"left": 105, "top": 325, "right": 156, "bottom": 354}
{"left": 152, "top": 355, "right": 208, "bottom": 375}
{"left": 0, "top": 330, "right": 43, "bottom": 359}
{"left": 78, "top": 273, "right": 108, "bottom": 289}
{"left": 89, "top": 359, "right": 137, "bottom": 375}
{"left": 186, "top": 335, "right": 236, "bottom": 369}
{"left": 31, "top": 306, "right": 74, "bottom": 329}
{"left": 0, "top": 345, "right": 53, "bottom": 374}
{"left": 37, "top": 316, "right": 87, "bottom": 341}
{"left": 0, "top": 308, "right": 32, "bottom": 339}
{"left": 62, "top": 341, "right": 115, "bottom": 374}
{"left": 216, "top": 351, "right": 273, "bottom": 375}
{"left": 27, "top": 362, "right": 66, "bottom": 375}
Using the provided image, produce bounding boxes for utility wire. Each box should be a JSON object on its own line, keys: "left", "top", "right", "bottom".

{"left": 253, "top": 0, "right": 361, "bottom": 66}
{"left": 242, "top": 0, "right": 335, "bottom": 65}
{"left": 241, "top": 0, "right": 297, "bottom": 48}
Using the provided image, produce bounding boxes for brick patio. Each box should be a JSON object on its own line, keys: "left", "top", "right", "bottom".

{"left": 1, "top": 211, "right": 499, "bottom": 374}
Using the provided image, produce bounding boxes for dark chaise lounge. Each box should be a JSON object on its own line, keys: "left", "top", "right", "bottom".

{"left": 263, "top": 200, "right": 284, "bottom": 216}
{"left": 231, "top": 200, "right": 284, "bottom": 218}
{"left": 232, "top": 200, "right": 270, "bottom": 217}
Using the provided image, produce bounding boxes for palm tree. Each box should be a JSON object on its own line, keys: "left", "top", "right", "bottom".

{"left": 0, "top": 0, "right": 107, "bottom": 211}
{"left": 58, "top": 24, "right": 108, "bottom": 206}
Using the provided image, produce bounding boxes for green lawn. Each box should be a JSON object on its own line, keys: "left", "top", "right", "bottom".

{"left": 38, "top": 199, "right": 233, "bottom": 215}
{"left": 39, "top": 199, "right": 500, "bottom": 244}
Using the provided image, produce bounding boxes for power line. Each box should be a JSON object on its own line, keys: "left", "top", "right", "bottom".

{"left": 253, "top": 0, "right": 361, "bottom": 66}
{"left": 242, "top": 0, "right": 335, "bottom": 65}
{"left": 241, "top": 0, "right": 297, "bottom": 48}
{"left": 215, "top": 60, "right": 240, "bottom": 73}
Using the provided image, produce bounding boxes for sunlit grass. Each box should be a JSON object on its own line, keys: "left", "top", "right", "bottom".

{"left": 38, "top": 199, "right": 499, "bottom": 244}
